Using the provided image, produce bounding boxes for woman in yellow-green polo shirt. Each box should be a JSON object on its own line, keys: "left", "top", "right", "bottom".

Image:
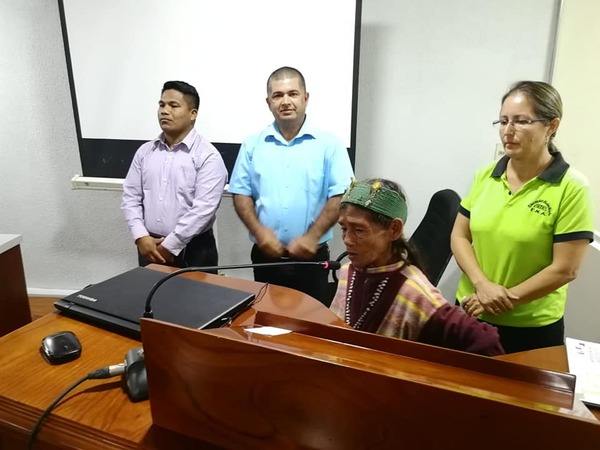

{"left": 451, "top": 81, "right": 594, "bottom": 354}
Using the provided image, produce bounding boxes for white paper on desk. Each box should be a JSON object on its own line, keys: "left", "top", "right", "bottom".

{"left": 245, "top": 326, "right": 292, "bottom": 336}
{"left": 566, "top": 337, "right": 600, "bottom": 407}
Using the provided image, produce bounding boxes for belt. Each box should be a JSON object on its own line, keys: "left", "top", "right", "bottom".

{"left": 149, "top": 228, "right": 213, "bottom": 242}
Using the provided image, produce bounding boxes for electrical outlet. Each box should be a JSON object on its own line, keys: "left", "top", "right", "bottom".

{"left": 494, "top": 143, "right": 505, "bottom": 159}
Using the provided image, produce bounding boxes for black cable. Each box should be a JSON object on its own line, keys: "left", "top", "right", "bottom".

{"left": 143, "top": 261, "right": 339, "bottom": 318}
{"left": 254, "top": 282, "right": 269, "bottom": 305}
{"left": 220, "top": 283, "right": 270, "bottom": 327}
{"left": 27, "top": 363, "right": 125, "bottom": 449}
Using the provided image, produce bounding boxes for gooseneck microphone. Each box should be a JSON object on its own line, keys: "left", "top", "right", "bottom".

{"left": 142, "top": 260, "right": 341, "bottom": 319}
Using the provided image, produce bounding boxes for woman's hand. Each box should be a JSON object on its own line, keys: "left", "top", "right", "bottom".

{"left": 462, "top": 294, "right": 484, "bottom": 316}
{"left": 470, "top": 280, "right": 518, "bottom": 315}
{"left": 463, "top": 293, "right": 511, "bottom": 316}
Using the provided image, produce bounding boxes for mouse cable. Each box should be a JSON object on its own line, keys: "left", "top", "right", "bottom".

{"left": 27, "top": 363, "right": 126, "bottom": 450}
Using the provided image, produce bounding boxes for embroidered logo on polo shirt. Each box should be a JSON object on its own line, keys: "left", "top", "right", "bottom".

{"left": 528, "top": 199, "right": 552, "bottom": 216}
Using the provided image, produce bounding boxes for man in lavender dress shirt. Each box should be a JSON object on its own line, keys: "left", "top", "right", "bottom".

{"left": 122, "top": 81, "right": 227, "bottom": 270}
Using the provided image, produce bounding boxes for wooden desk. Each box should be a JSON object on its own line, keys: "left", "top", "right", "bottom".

{"left": 0, "top": 266, "right": 597, "bottom": 448}
{"left": 499, "top": 346, "right": 600, "bottom": 421}
{"left": 0, "top": 266, "right": 343, "bottom": 449}
{"left": 0, "top": 234, "right": 31, "bottom": 336}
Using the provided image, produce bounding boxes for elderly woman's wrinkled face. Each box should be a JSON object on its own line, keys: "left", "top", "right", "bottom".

{"left": 499, "top": 93, "right": 554, "bottom": 160}
{"left": 338, "top": 205, "right": 403, "bottom": 269}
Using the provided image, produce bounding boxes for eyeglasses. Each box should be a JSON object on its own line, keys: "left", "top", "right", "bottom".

{"left": 492, "top": 118, "right": 548, "bottom": 130}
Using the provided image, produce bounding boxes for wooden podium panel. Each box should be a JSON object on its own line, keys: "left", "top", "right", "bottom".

{"left": 141, "top": 314, "right": 600, "bottom": 449}
{"left": 0, "top": 237, "right": 31, "bottom": 336}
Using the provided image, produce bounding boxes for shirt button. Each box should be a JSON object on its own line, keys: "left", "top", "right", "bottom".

{"left": 157, "top": 219, "right": 161, "bottom": 222}
{"left": 162, "top": 178, "right": 167, "bottom": 182}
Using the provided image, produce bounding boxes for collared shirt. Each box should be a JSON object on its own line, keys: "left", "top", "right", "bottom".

{"left": 456, "top": 152, "right": 594, "bottom": 327}
{"left": 122, "top": 128, "right": 228, "bottom": 255}
{"left": 228, "top": 119, "right": 354, "bottom": 245}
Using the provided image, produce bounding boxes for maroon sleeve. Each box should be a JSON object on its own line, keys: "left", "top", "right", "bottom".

{"left": 418, "top": 304, "right": 505, "bottom": 356}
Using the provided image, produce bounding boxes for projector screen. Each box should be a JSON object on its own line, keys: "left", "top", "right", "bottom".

{"left": 59, "top": 0, "right": 361, "bottom": 178}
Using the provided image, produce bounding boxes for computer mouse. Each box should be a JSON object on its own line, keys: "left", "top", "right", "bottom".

{"left": 41, "top": 331, "right": 82, "bottom": 364}
{"left": 125, "top": 347, "right": 148, "bottom": 402}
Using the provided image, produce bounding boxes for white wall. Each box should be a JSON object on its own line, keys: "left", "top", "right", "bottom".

{"left": 355, "top": 0, "right": 557, "bottom": 299}
{"left": 550, "top": 0, "right": 600, "bottom": 341}
{"left": 356, "top": 0, "right": 556, "bottom": 215}
{"left": 2, "top": 0, "right": 581, "bottom": 325}
{"left": 0, "top": 0, "right": 134, "bottom": 293}
{"left": 552, "top": 0, "right": 600, "bottom": 225}
{"left": 565, "top": 235, "right": 600, "bottom": 342}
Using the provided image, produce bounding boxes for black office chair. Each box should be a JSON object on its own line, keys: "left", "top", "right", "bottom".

{"left": 408, "top": 189, "right": 461, "bottom": 286}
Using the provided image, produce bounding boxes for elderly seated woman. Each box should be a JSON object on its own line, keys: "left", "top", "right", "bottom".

{"left": 330, "top": 178, "right": 504, "bottom": 356}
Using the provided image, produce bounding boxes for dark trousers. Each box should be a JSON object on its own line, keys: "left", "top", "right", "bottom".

{"left": 454, "top": 299, "right": 565, "bottom": 354}
{"left": 251, "top": 243, "right": 330, "bottom": 306}
{"left": 489, "top": 318, "right": 565, "bottom": 354}
{"left": 138, "top": 229, "right": 218, "bottom": 274}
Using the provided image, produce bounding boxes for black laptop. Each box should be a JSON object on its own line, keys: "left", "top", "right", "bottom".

{"left": 55, "top": 267, "right": 256, "bottom": 339}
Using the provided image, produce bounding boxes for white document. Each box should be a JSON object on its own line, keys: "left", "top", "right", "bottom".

{"left": 566, "top": 337, "right": 600, "bottom": 408}
{"left": 244, "top": 326, "right": 292, "bottom": 337}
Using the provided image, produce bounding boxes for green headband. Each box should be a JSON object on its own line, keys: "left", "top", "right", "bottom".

{"left": 341, "top": 180, "right": 407, "bottom": 222}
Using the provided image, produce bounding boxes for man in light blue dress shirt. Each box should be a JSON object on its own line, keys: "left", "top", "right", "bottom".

{"left": 122, "top": 81, "right": 227, "bottom": 270}
{"left": 229, "top": 67, "right": 353, "bottom": 304}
